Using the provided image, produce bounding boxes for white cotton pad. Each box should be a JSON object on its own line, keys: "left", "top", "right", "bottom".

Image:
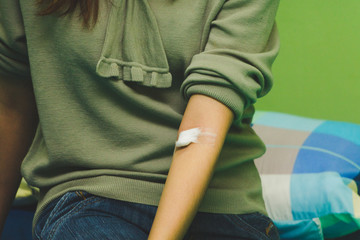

{"left": 175, "top": 128, "right": 216, "bottom": 148}
{"left": 175, "top": 128, "right": 202, "bottom": 148}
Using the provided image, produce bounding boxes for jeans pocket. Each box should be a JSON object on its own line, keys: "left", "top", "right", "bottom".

{"left": 228, "top": 213, "right": 280, "bottom": 240}
{"left": 34, "top": 192, "right": 74, "bottom": 239}
{"left": 34, "top": 191, "right": 100, "bottom": 240}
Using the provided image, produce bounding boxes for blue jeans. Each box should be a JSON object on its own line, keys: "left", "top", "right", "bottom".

{"left": 33, "top": 191, "right": 279, "bottom": 240}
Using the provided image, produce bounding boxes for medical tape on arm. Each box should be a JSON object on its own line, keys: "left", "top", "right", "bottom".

{"left": 175, "top": 127, "right": 217, "bottom": 148}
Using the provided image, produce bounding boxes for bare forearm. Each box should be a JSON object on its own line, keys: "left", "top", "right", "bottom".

{"left": 148, "top": 142, "right": 223, "bottom": 239}
{"left": 148, "top": 94, "right": 233, "bottom": 240}
{"left": 0, "top": 75, "right": 38, "bottom": 232}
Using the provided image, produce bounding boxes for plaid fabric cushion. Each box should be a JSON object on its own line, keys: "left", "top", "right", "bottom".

{"left": 253, "top": 111, "right": 360, "bottom": 240}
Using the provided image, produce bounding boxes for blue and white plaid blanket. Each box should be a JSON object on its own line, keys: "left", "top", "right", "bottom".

{"left": 253, "top": 111, "right": 360, "bottom": 240}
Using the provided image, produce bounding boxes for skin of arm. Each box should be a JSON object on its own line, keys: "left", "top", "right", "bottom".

{"left": 0, "top": 74, "right": 38, "bottom": 233}
{"left": 148, "top": 94, "right": 234, "bottom": 240}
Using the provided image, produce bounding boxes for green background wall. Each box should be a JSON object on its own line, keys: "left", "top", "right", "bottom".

{"left": 255, "top": 0, "right": 360, "bottom": 124}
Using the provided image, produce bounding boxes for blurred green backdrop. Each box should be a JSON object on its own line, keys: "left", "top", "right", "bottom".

{"left": 255, "top": 0, "right": 360, "bottom": 124}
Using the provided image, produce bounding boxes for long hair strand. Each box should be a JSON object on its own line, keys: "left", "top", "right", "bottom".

{"left": 37, "top": 0, "right": 100, "bottom": 28}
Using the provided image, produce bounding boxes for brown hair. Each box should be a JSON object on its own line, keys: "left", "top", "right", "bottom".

{"left": 37, "top": 0, "right": 100, "bottom": 28}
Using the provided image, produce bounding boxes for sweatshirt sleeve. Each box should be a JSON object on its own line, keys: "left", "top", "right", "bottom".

{"left": 181, "top": 0, "right": 280, "bottom": 123}
{"left": 0, "top": 0, "right": 30, "bottom": 78}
